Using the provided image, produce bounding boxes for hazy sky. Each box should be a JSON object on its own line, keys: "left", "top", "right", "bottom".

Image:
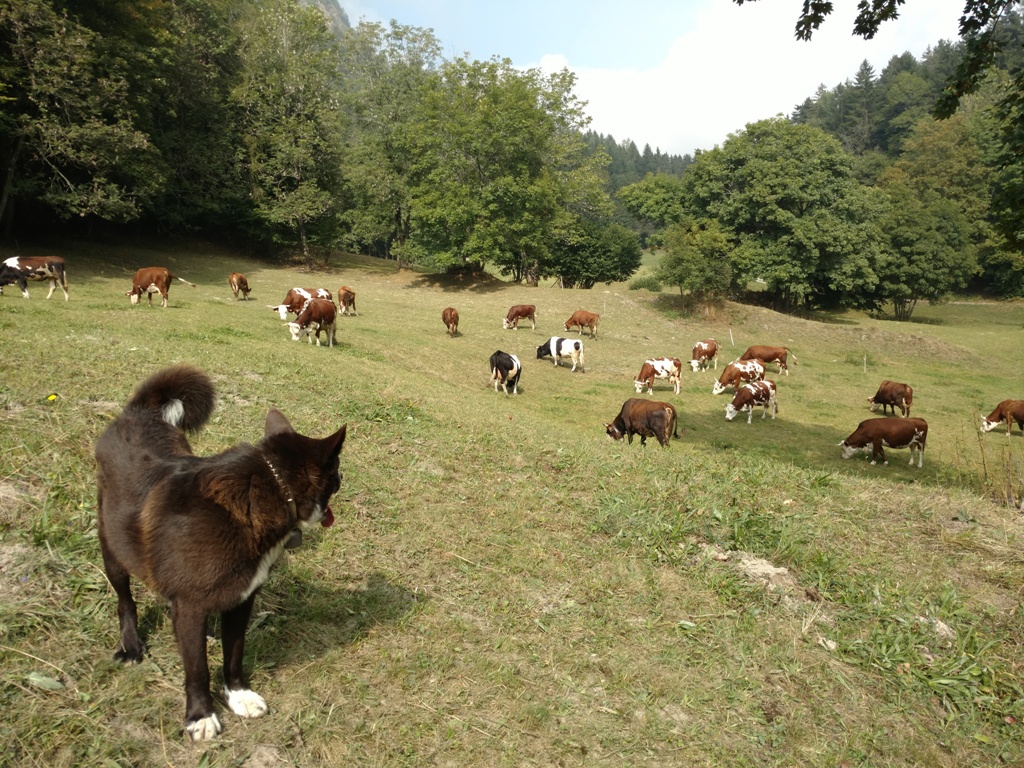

{"left": 340, "top": 0, "right": 965, "bottom": 156}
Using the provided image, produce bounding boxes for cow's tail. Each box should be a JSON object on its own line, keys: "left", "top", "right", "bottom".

{"left": 124, "top": 365, "right": 215, "bottom": 433}
{"left": 788, "top": 348, "right": 797, "bottom": 366}
{"left": 171, "top": 273, "right": 197, "bottom": 288}
{"left": 670, "top": 406, "right": 680, "bottom": 439}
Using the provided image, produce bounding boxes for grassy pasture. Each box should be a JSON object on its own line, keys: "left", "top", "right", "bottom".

{"left": 1, "top": 239, "right": 1023, "bottom": 767}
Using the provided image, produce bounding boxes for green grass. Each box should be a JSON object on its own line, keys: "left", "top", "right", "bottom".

{"left": 1, "top": 239, "right": 1023, "bottom": 767}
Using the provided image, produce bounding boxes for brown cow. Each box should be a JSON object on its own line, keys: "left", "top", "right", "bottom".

{"left": 442, "top": 307, "right": 459, "bottom": 336}
{"left": 563, "top": 309, "right": 599, "bottom": 338}
{"left": 605, "top": 398, "right": 679, "bottom": 447}
{"left": 287, "top": 298, "right": 336, "bottom": 347}
{"left": 840, "top": 417, "right": 928, "bottom": 467}
{"left": 127, "top": 267, "right": 196, "bottom": 308}
{"left": 712, "top": 359, "right": 766, "bottom": 395}
{"left": 502, "top": 304, "right": 536, "bottom": 330}
{"left": 725, "top": 380, "right": 778, "bottom": 424}
{"left": 689, "top": 339, "right": 719, "bottom": 372}
{"left": 868, "top": 380, "right": 913, "bottom": 417}
{"left": 228, "top": 272, "right": 251, "bottom": 300}
{"left": 0, "top": 256, "right": 69, "bottom": 300}
{"left": 739, "top": 345, "right": 792, "bottom": 375}
{"left": 634, "top": 358, "right": 682, "bottom": 395}
{"left": 338, "top": 286, "right": 357, "bottom": 316}
{"left": 980, "top": 399, "right": 1024, "bottom": 436}
{"left": 271, "top": 287, "right": 333, "bottom": 320}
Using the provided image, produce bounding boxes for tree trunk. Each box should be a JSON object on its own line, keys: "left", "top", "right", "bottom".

{"left": 297, "top": 216, "right": 311, "bottom": 269}
{"left": 0, "top": 135, "right": 24, "bottom": 229}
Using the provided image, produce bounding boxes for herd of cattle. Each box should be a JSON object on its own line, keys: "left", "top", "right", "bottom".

{"left": 2, "top": 254, "right": 1023, "bottom": 466}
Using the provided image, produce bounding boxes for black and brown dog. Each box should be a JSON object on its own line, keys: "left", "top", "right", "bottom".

{"left": 95, "top": 365, "right": 346, "bottom": 741}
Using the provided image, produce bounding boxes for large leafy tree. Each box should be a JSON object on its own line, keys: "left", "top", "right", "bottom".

{"left": 616, "top": 173, "right": 687, "bottom": 228}
{"left": 546, "top": 219, "right": 641, "bottom": 288}
{"left": 655, "top": 218, "right": 732, "bottom": 301}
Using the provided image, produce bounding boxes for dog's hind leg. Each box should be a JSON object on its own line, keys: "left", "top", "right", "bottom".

{"left": 100, "top": 546, "right": 145, "bottom": 663}
{"left": 221, "top": 595, "right": 268, "bottom": 719}
{"left": 173, "top": 602, "right": 222, "bottom": 741}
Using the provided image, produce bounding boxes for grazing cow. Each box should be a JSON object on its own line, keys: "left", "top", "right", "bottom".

{"left": 489, "top": 351, "right": 521, "bottom": 395}
{"left": 712, "top": 359, "right": 766, "bottom": 395}
{"left": 563, "top": 310, "right": 600, "bottom": 338}
{"left": 739, "top": 345, "right": 792, "bottom": 375}
{"left": 338, "top": 285, "right": 357, "bottom": 316}
{"left": 502, "top": 304, "right": 536, "bottom": 330}
{"left": 442, "top": 307, "right": 459, "bottom": 336}
{"left": 228, "top": 272, "right": 251, "bottom": 300}
{"left": 725, "top": 380, "right": 778, "bottom": 424}
{"left": 287, "top": 298, "right": 336, "bottom": 347}
{"left": 0, "top": 256, "right": 69, "bottom": 300}
{"left": 689, "top": 339, "right": 719, "bottom": 372}
{"left": 839, "top": 417, "right": 928, "bottom": 467}
{"left": 868, "top": 380, "right": 913, "bottom": 417}
{"left": 604, "top": 398, "right": 679, "bottom": 447}
{"left": 980, "top": 399, "right": 1024, "bottom": 436}
{"left": 270, "top": 287, "right": 333, "bottom": 320}
{"left": 537, "top": 336, "right": 585, "bottom": 372}
{"left": 634, "top": 358, "right": 682, "bottom": 395}
{"left": 127, "top": 267, "right": 196, "bottom": 307}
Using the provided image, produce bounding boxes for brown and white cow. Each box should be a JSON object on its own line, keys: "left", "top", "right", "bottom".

{"left": 338, "top": 285, "right": 357, "bottom": 316}
{"left": 563, "top": 309, "right": 599, "bottom": 338}
{"left": 712, "top": 359, "right": 766, "bottom": 395}
{"left": 502, "top": 304, "right": 536, "bottom": 330}
{"left": 270, "top": 287, "right": 333, "bottom": 320}
{"left": 980, "top": 399, "right": 1024, "bottom": 436}
{"left": 489, "top": 351, "right": 521, "bottom": 395}
{"left": 228, "top": 272, "right": 251, "bottom": 300}
{"left": 868, "top": 380, "right": 913, "bottom": 417}
{"left": 739, "top": 345, "right": 792, "bottom": 375}
{"left": 605, "top": 398, "right": 679, "bottom": 447}
{"left": 127, "top": 267, "right": 196, "bottom": 307}
{"left": 634, "top": 358, "right": 682, "bottom": 395}
{"left": 839, "top": 417, "right": 928, "bottom": 467}
{"left": 287, "top": 298, "right": 336, "bottom": 347}
{"left": 0, "top": 256, "right": 69, "bottom": 300}
{"left": 689, "top": 339, "right": 719, "bottom": 372}
{"left": 442, "top": 307, "right": 459, "bottom": 336}
{"left": 725, "top": 380, "right": 778, "bottom": 424}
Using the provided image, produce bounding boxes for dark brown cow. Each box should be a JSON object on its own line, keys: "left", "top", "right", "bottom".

{"left": 127, "top": 267, "right": 196, "bottom": 307}
{"left": 725, "top": 380, "right": 778, "bottom": 424}
{"left": 689, "top": 339, "right": 719, "bottom": 372}
{"left": 712, "top": 359, "right": 766, "bottom": 395}
{"left": 287, "top": 298, "right": 336, "bottom": 347}
{"left": 604, "top": 398, "right": 679, "bottom": 447}
{"left": 503, "top": 304, "right": 536, "bottom": 330}
{"left": 563, "top": 309, "right": 599, "bottom": 338}
{"left": 442, "top": 307, "right": 459, "bottom": 336}
{"left": 868, "top": 380, "right": 913, "bottom": 417}
{"left": 271, "top": 287, "right": 333, "bottom": 320}
{"left": 0, "top": 256, "right": 69, "bottom": 300}
{"left": 228, "top": 272, "right": 251, "bottom": 300}
{"left": 839, "top": 417, "right": 928, "bottom": 467}
{"left": 739, "top": 345, "right": 792, "bottom": 375}
{"left": 338, "top": 285, "right": 357, "bottom": 316}
{"left": 634, "top": 358, "right": 682, "bottom": 395}
{"left": 980, "top": 399, "right": 1024, "bottom": 436}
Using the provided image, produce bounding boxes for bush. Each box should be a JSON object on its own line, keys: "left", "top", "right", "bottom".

{"left": 629, "top": 275, "right": 662, "bottom": 292}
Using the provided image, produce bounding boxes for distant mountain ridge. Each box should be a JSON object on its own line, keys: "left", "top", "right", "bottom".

{"left": 301, "top": 0, "right": 350, "bottom": 38}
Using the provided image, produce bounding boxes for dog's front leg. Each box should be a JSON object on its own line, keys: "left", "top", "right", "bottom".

{"left": 173, "top": 602, "right": 221, "bottom": 741}
{"left": 221, "top": 594, "right": 268, "bottom": 719}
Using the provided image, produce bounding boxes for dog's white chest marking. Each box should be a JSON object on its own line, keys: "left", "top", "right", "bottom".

{"left": 240, "top": 535, "right": 290, "bottom": 601}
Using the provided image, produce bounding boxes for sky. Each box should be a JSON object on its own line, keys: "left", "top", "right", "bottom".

{"left": 339, "top": 0, "right": 966, "bottom": 157}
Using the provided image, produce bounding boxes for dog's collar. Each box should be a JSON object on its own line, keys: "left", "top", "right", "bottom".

{"left": 263, "top": 456, "right": 297, "bottom": 516}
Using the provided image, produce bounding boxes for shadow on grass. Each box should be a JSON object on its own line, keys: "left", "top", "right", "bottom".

{"left": 404, "top": 270, "right": 507, "bottom": 294}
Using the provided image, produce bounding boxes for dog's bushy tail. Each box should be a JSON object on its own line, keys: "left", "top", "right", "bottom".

{"left": 125, "top": 365, "right": 215, "bottom": 432}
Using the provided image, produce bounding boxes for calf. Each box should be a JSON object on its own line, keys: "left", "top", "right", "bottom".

{"left": 0, "top": 256, "right": 69, "bottom": 300}
{"left": 725, "top": 380, "right": 778, "bottom": 424}
{"left": 537, "top": 337, "right": 584, "bottom": 372}
{"left": 287, "top": 298, "right": 336, "bottom": 347}
{"left": 127, "top": 267, "right": 196, "bottom": 307}
{"left": 442, "top": 307, "right": 459, "bottom": 336}
{"left": 839, "top": 417, "right": 928, "bottom": 467}
{"left": 712, "top": 359, "right": 766, "bottom": 395}
{"left": 563, "top": 310, "right": 599, "bottom": 338}
{"left": 271, "top": 287, "right": 333, "bottom": 320}
{"left": 228, "top": 272, "right": 251, "bottom": 300}
{"left": 980, "top": 399, "right": 1024, "bottom": 436}
{"left": 502, "top": 304, "right": 536, "bottom": 330}
{"left": 634, "top": 357, "right": 682, "bottom": 395}
{"left": 489, "top": 351, "right": 521, "bottom": 395}
{"left": 689, "top": 339, "right": 719, "bottom": 372}
{"left": 604, "top": 398, "right": 679, "bottom": 447}
{"left": 739, "top": 345, "right": 791, "bottom": 375}
{"left": 338, "top": 285, "right": 357, "bottom": 316}
{"left": 868, "top": 380, "right": 913, "bottom": 417}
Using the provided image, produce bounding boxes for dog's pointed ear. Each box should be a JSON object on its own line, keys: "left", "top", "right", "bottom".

{"left": 265, "top": 408, "right": 295, "bottom": 437}
{"left": 322, "top": 424, "right": 347, "bottom": 458}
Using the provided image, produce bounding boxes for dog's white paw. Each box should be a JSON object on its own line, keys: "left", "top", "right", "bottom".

{"left": 225, "top": 688, "right": 268, "bottom": 718}
{"left": 186, "top": 713, "right": 222, "bottom": 741}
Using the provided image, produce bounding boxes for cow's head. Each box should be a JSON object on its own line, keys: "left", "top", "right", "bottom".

{"left": 712, "top": 380, "right": 727, "bottom": 395}
{"left": 689, "top": 359, "right": 702, "bottom": 372}
{"left": 725, "top": 404, "right": 741, "bottom": 421}
{"left": 286, "top": 321, "right": 305, "bottom": 341}
{"left": 980, "top": 417, "right": 1000, "bottom": 433}
{"left": 867, "top": 396, "right": 880, "bottom": 412}
{"left": 502, "top": 317, "right": 511, "bottom": 330}
{"left": 838, "top": 441, "right": 861, "bottom": 460}
{"left": 633, "top": 379, "right": 647, "bottom": 394}
{"left": 604, "top": 423, "right": 624, "bottom": 441}
{"left": 128, "top": 290, "right": 141, "bottom": 305}
{"left": 271, "top": 304, "right": 289, "bottom": 320}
